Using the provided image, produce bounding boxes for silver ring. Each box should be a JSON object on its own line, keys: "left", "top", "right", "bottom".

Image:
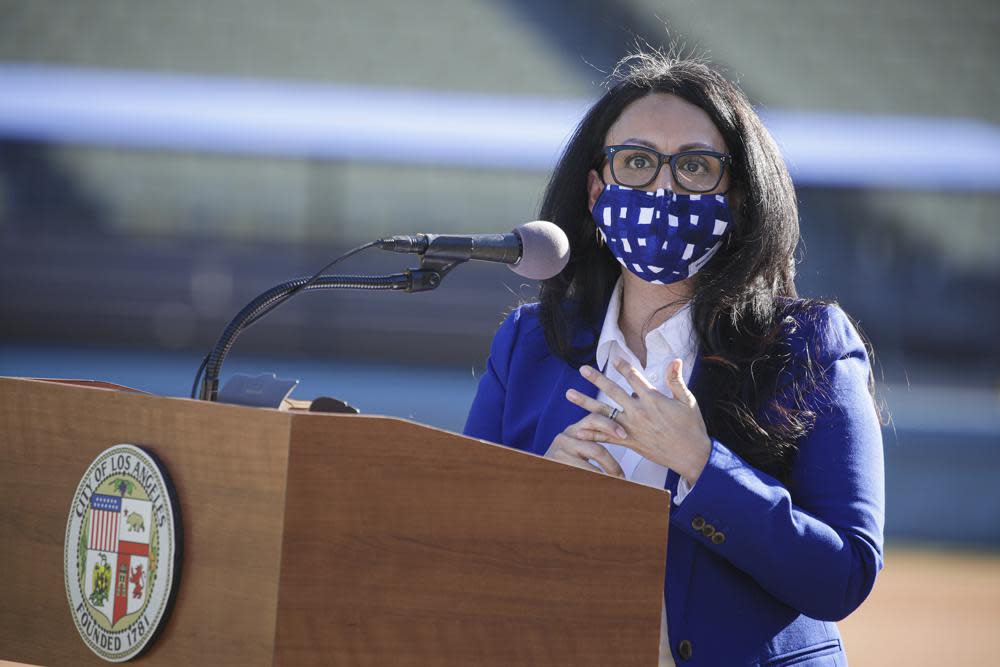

{"left": 608, "top": 406, "right": 621, "bottom": 422}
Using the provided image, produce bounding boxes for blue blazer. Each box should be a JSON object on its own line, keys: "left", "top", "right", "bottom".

{"left": 464, "top": 301, "right": 885, "bottom": 666}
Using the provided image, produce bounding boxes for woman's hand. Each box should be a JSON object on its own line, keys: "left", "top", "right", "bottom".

{"left": 544, "top": 412, "right": 628, "bottom": 478}
{"left": 567, "top": 358, "right": 712, "bottom": 485}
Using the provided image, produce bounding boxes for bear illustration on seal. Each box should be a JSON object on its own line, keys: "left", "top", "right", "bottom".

{"left": 126, "top": 511, "right": 145, "bottom": 533}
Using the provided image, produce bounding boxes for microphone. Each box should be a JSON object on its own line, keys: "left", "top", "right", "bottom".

{"left": 377, "top": 220, "right": 570, "bottom": 280}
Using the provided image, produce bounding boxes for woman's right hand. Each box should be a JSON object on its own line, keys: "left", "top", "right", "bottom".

{"left": 544, "top": 412, "right": 627, "bottom": 478}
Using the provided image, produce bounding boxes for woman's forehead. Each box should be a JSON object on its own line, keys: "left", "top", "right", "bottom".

{"left": 606, "top": 93, "right": 727, "bottom": 153}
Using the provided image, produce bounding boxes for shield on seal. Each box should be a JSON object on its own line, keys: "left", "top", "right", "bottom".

{"left": 66, "top": 443, "right": 181, "bottom": 662}
{"left": 83, "top": 493, "right": 154, "bottom": 627}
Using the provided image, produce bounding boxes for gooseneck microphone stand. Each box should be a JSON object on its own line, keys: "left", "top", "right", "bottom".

{"left": 197, "top": 252, "right": 462, "bottom": 402}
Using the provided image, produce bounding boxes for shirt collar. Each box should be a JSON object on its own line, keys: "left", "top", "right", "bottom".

{"left": 595, "top": 277, "right": 695, "bottom": 371}
{"left": 596, "top": 278, "right": 627, "bottom": 371}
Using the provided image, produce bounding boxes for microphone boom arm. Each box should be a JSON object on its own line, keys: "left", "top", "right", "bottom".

{"left": 199, "top": 255, "right": 463, "bottom": 402}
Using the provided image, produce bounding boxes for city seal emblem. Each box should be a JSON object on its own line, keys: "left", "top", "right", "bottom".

{"left": 64, "top": 444, "right": 182, "bottom": 662}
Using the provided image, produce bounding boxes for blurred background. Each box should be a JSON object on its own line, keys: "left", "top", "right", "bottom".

{"left": 0, "top": 1, "right": 998, "bottom": 662}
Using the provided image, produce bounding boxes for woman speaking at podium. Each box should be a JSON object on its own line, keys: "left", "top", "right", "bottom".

{"left": 464, "top": 49, "right": 885, "bottom": 666}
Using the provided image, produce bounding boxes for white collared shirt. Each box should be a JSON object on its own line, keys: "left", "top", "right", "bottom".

{"left": 593, "top": 277, "right": 698, "bottom": 667}
{"left": 594, "top": 277, "right": 698, "bottom": 501}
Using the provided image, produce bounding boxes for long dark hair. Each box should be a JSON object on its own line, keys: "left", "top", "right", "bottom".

{"left": 537, "top": 50, "right": 870, "bottom": 482}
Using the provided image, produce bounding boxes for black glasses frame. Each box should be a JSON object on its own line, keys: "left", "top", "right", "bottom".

{"left": 603, "top": 144, "right": 733, "bottom": 192}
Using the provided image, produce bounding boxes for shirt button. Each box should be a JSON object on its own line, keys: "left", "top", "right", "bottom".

{"left": 648, "top": 372, "right": 658, "bottom": 382}
{"left": 678, "top": 639, "right": 693, "bottom": 660}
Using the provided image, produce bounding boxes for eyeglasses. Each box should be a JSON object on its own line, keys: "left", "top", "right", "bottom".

{"left": 603, "top": 145, "right": 732, "bottom": 192}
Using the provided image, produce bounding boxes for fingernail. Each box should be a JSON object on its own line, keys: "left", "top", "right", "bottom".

{"left": 580, "top": 366, "right": 592, "bottom": 377}
{"left": 566, "top": 389, "right": 578, "bottom": 400}
{"left": 616, "top": 427, "right": 627, "bottom": 438}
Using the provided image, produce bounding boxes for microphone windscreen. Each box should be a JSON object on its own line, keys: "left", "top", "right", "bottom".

{"left": 509, "top": 221, "right": 570, "bottom": 280}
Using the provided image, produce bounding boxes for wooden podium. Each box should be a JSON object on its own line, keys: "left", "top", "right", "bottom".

{"left": 0, "top": 376, "right": 670, "bottom": 666}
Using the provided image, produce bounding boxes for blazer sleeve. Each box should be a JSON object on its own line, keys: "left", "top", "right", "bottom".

{"left": 463, "top": 308, "right": 522, "bottom": 444}
{"left": 669, "top": 303, "right": 885, "bottom": 621}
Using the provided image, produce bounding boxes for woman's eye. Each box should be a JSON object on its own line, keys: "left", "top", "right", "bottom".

{"left": 625, "top": 155, "right": 651, "bottom": 169}
{"left": 679, "top": 158, "right": 708, "bottom": 174}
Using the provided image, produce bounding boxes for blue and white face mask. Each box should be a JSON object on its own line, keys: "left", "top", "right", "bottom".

{"left": 592, "top": 184, "right": 732, "bottom": 284}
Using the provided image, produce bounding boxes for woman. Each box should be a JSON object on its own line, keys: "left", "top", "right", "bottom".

{"left": 464, "top": 50, "right": 884, "bottom": 666}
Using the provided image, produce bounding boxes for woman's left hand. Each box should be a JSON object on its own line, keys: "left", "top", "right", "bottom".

{"left": 567, "top": 358, "right": 712, "bottom": 485}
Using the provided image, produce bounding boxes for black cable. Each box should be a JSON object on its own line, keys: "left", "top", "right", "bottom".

{"left": 190, "top": 240, "right": 377, "bottom": 399}
{"left": 200, "top": 272, "right": 411, "bottom": 401}
{"left": 242, "top": 240, "right": 378, "bottom": 330}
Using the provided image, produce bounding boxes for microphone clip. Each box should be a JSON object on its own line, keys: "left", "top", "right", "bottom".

{"left": 404, "top": 253, "right": 464, "bottom": 293}
{"left": 377, "top": 234, "right": 473, "bottom": 292}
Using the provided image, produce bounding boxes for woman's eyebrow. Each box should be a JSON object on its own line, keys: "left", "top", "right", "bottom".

{"left": 619, "top": 138, "right": 722, "bottom": 153}
{"left": 677, "top": 141, "right": 720, "bottom": 152}
{"left": 619, "top": 137, "right": 660, "bottom": 150}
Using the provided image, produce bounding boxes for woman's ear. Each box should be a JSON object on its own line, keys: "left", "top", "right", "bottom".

{"left": 587, "top": 169, "right": 605, "bottom": 212}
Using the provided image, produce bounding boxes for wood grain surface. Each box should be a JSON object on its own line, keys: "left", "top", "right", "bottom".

{"left": 1, "top": 377, "right": 673, "bottom": 666}
{"left": 0, "top": 377, "right": 292, "bottom": 666}
{"left": 274, "top": 413, "right": 671, "bottom": 666}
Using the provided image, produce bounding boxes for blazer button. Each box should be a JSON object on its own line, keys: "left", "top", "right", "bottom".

{"left": 691, "top": 516, "right": 706, "bottom": 530}
{"left": 701, "top": 523, "right": 716, "bottom": 538}
{"left": 711, "top": 531, "right": 726, "bottom": 544}
{"left": 678, "top": 639, "right": 693, "bottom": 660}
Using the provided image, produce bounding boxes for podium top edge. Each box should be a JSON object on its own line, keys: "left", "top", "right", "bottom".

{"left": 11, "top": 376, "right": 153, "bottom": 394}
{"left": 0, "top": 376, "right": 438, "bottom": 426}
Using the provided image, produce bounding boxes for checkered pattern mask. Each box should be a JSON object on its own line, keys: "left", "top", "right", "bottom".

{"left": 593, "top": 184, "right": 732, "bottom": 284}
